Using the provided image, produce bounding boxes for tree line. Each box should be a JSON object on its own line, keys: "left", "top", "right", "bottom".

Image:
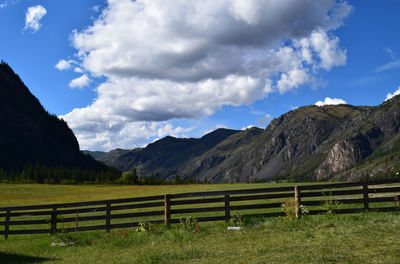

{"left": 0, "top": 162, "right": 120, "bottom": 184}
{"left": 0, "top": 163, "right": 205, "bottom": 185}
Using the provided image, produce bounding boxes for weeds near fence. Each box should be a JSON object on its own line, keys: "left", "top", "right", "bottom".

{"left": 179, "top": 216, "right": 200, "bottom": 232}
{"left": 281, "top": 199, "right": 297, "bottom": 219}
{"left": 136, "top": 222, "right": 155, "bottom": 232}
{"left": 322, "top": 192, "right": 341, "bottom": 217}
{"left": 229, "top": 214, "right": 244, "bottom": 227}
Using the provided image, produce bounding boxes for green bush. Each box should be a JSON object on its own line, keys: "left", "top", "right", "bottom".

{"left": 322, "top": 192, "right": 341, "bottom": 217}
{"left": 229, "top": 214, "right": 244, "bottom": 227}
{"left": 179, "top": 216, "right": 200, "bottom": 232}
{"left": 136, "top": 222, "right": 155, "bottom": 232}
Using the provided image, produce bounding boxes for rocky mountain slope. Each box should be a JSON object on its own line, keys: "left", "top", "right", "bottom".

{"left": 100, "top": 128, "right": 239, "bottom": 178}
{"left": 99, "top": 95, "right": 400, "bottom": 183}
{"left": 0, "top": 61, "right": 115, "bottom": 173}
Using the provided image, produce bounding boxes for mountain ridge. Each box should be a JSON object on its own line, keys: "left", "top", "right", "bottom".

{"left": 95, "top": 97, "right": 400, "bottom": 183}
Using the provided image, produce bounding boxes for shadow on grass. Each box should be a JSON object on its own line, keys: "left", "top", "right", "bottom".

{"left": 0, "top": 252, "right": 58, "bottom": 263}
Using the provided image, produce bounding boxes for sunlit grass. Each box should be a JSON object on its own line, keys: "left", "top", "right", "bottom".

{"left": 1, "top": 212, "right": 400, "bottom": 263}
{"left": 0, "top": 182, "right": 309, "bottom": 207}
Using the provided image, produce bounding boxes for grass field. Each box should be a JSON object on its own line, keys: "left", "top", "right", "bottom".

{"left": 0, "top": 182, "right": 310, "bottom": 207}
{"left": 1, "top": 183, "right": 400, "bottom": 263}
{"left": 1, "top": 212, "right": 400, "bottom": 263}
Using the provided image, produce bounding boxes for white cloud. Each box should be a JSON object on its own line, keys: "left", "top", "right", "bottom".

{"left": 74, "top": 67, "right": 84, "bottom": 73}
{"left": 60, "top": 0, "right": 352, "bottom": 150}
{"left": 92, "top": 5, "right": 101, "bottom": 12}
{"left": 376, "top": 47, "right": 400, "bottom": 72}
{"left": 0, "top": 0, "right": 17, "bottom": 9}
{"left": 242, "top": 125, "right": 256, "bottom": 130}
{"left": 385, "top": 86, "right": 400, "bottom": 101}
{"left": 59, "top": 116, "right": 194, "bottom": 151}
{"left": 24, "top": 5, "right": 47, "bottom": 33}
{"left": 298, "top": 30, "right": 347, "bottom": 71}
{"left": 375, "top": 61, "right": 400, "bottom": 73}
{"left": 69, "top": 74, "right": 90, "bottom": 89}
{"left": 55, "top": 59, "right": 76, "bottom": 71}
{"left": 315, "top": 97, "right": 347, "bottom": 106}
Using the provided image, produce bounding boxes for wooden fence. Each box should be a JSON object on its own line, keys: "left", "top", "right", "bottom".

{"left": 1, "top": 180, "right": 400, "bottom": 239}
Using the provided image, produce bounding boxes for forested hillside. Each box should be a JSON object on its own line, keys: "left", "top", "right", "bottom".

{"left": 0, "top": 61, "right": 120, "bottom": 183}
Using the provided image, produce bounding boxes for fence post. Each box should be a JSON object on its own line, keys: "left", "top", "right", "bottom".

{"left": 224, "top": 194, "right": 230, "bottom": 222}
{"left": 106, "top": 202, "right": 111, "bottom": 233}
{"left": 164, "top": 194, "right": 171, "bottom": 227}
{"left": 50, "top": 207, "right": 57, "bottom": 235}
{"left": 75, "top": 211, "right": 79, "bottom": 234}
{"left": 4, "top": 210, "right": 10, "bottom": 240}
{"left": 294, "top": 186, "right": 301, "bottom": 219}
{"left": 363, "top": 183, "right": 369, "bottom": 211}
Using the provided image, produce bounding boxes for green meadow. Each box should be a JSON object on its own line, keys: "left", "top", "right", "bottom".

{"left": 1, "top": 183, "right": 400, "bottom": 263}
{"left": 0, "top": 182, "right": 304, "bottom": 207}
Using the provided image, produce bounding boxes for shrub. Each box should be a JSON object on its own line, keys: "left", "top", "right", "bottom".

{"left": 230, "top": 214, "right": 244, "bottom": 227}
{"left": 136, "top": 222, "right": 155, "bottom": 232}
{"left": 322, "top": 192, "right": 341, "bottom": 217}
{"left": 281, "top": 199, "right": 297, "bottom": 219}
{"left": 179, "top": 216, "right": 200, "bottom": 232}
{"left": 281, "top": 199, "right": 309, "bottom": 219}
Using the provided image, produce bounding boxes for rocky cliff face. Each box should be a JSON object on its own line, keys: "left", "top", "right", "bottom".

{"left": 315, "top": 96, "right": 400, "bottom": 180}
{"left": 205, "top": 105, "right": 368, "bottom": 182}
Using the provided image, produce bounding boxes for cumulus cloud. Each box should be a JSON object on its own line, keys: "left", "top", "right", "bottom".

{"left": 60, "top": 0, "right": 352, "bottom": 150}
{"left": 74, "top": 67, "right": 84, "bottom": 73}
{"left": 55, "top": 59, "right": 77, "bottom": 71}
{"left": 24, "top": 5, "right": 47, "bottom": 33}
{"left": 69, "top": 74, "right": 90, "bottom": 89}
{"left": 315, "top": 97, "right": 347, "bottom": 106}
{"left": 385, "top": 86, "right": 400, "bottom": 101}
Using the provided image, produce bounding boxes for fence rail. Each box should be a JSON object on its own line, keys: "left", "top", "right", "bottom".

{"left": 1, "top": 179, "right": 400, "bottom": 239}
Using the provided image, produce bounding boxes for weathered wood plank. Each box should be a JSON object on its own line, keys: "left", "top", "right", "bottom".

{"left": 171, "top": 206, "right": 225, "bottom": 214}
{"left": 171, "top": 197, "right": 224, "bottom": 205}
{"left": 170, "top": 186, "right": 294, "bottom": 199}
{"left": 111, "top": 210, "right": 164, "bottom": 219}
{"left": 0, "top": 195, "right": 164, "bottom": 212}
{"left": 229, "top": 193, "right": 293, "bottom": 201}
{"left": 301, "top": 189, "right": 363, "bottom": 198}
{"left": 230, "top": 202, "right": 283, "bottom": 211}
{"left": 4, "top": 210, "right": 10, "bottom": 239}
{"left": 164, "top": 194, "right": 171, "bottom": 226}
{"left": 0, "top": 219, "right": 48, "bottom": 226}
{"left": 224, "top": 195, "right": 230, "bottom": 222}
{"left": 111, "top": 201, "right": 164, "bottom": 211}
{"left": 368, "top": 187, "right": 400, "bottom": 193}
{"left": 106, "top": 202, "right": 111, "bottom": 233}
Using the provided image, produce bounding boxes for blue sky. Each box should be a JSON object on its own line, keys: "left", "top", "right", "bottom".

{"left": 1, "top": 0, "right": 400, "bottom": 151}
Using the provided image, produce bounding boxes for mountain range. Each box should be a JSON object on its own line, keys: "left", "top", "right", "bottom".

{"left": 1, "top": 60, "right": 399, "bottom": 184}
{"left": 89, "top": 96, "right": 400, "bottom": 183}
